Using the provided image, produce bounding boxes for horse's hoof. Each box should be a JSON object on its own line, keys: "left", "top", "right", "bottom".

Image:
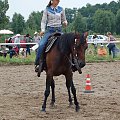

{"left": 50, "top": 102, "right": 55, "bottom": 107}
{"left": 41, "top": 108, "right": 46, "bottom": 112}
{"left": 75, "top": 105, "right": 80, "bottom": 112}
{"left": 69, "top": 102, "right": 73, "bottom": 106}
{"left": 37, "top": 72, "right": 41, "bottom": 77}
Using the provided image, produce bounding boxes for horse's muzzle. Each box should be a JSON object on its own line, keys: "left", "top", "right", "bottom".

{"left": 79, "top": 61, "right": 86, "bottom": 68}
{"left": 77, "top": 61, "right": 85, "bottom": 74}
{"left": 73, "top": 58, "right": 86, "bottom": 74}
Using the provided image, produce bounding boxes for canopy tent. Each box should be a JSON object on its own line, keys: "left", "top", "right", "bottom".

{"left": 0, "top": 29, "right": 14, "bottom": 34}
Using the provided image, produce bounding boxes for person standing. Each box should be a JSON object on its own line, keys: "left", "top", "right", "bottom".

{"left": 93, "top": 34, "right": 98, "bottom": 55}
{"left": 35, "top": 0, "right": 67, "bottom": 71}
{"left": 33, "top": 32, "right": 41, "bottom": 44}
{"left": 25, "top": 34, "right": 31, "bottom": 57}
{"left": 33, "top": 32, "right": 41, "bottom": 53}
{"left": 14, "top": 34, "right": 20, "bottom": 54}
{"left": 107, "top": 32, "right": 116, "bottom": 58}
{"left": 8, "top": 37, "right": 13, "bottom": 50}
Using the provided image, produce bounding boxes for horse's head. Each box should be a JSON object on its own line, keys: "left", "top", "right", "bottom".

{"left": 72, "top": 31, "right": 88, "bottom": 73}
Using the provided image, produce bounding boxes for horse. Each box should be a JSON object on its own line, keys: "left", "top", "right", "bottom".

{"left": 38, "top": 32, "right": 88, "bottom": 112}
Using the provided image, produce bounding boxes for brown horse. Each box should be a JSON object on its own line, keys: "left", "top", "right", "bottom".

{"left": 39, "top": 32, "right": 88, "bottom": 112}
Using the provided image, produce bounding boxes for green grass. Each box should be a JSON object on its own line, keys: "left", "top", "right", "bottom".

{"left": 86, "top": 43, "right": 120, "bottom": 62}
{"left": 0, "top": 44, "right": 120, "bottom": 65}
{"left": 0, "top": 51, "right": 36, "bottom": 65}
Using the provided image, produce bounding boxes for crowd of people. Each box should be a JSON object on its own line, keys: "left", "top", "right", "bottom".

{"left": 0, "top": 31, "right": 120, "bottom": 59}
{"left": 0, "top": 32, "right": 41, "bottom": 58}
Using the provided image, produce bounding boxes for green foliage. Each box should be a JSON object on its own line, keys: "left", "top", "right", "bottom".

{"left": 93, "top": 10, "right": 115, "bottom": 34}
{"left": 73, "top": 12, "right": 86, "bottom": 33}
{"left": 1, "top": 0, "right": 120, "bottom": 35}
{"left": 65, "top": 8, "right": 78, "bottom": 23}
{"left": 22, "top": 27, "right": 35, "bottom": 37}
{"left": 116, "top": 9, "right": 120, "bottom": 34}
{"left": 0, "top": 0, "right": 9, "bottom": 29}
{"left": 26, "top": 11, "right": 42, "bottom": 32}
{"left": 11, "top": 13, "right": 25, "bottom": 34}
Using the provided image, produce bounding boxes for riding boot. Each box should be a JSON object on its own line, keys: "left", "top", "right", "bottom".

{"left": 35, "top": 50, "right": 44, "bottom": 72}
{"left": 35, "top": 61, "right": 40, "bottom": 72}
{"left": 35, "top": 58, "right": 43, "bottom": 72}
{"left": 37, "top": 59, "right": 44, "bottom": 77}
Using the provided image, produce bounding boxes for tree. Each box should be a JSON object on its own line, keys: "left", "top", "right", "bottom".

{"left": 108, "top": 1, "right": 118, "bottom": 14}
{"left": 11, "top": 13, "right": 25, "bottom": 34}
{"left": 116, "top": 9, "right": 120, "bottom": 34}
{"left": 26, "top": 11, "right": 42, "bottom": 32}
{"left": 73, "top": 12, "right": 86, "bottom": 33}
{"left": 65, "top": 8, "right": 78, "bottom": 24}
{"left": 93, "top": 10, "right": 115, "bottom": 34}
{"left": 0, "top": 0, "right": 9, "bottom": 29}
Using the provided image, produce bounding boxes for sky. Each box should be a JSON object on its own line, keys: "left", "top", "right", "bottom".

{"left": 6, "top": 0, "right": 117, "bottom": 20}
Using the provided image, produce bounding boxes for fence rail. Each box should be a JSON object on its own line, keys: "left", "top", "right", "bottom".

{"left": 87, "top": 41, "right": 120, "bottom": 44}
{"left": 0, "top": 43, "right": 37, "bottom": 45}
{"left": 0, "top": 41, "right": 120, "bottom": 46}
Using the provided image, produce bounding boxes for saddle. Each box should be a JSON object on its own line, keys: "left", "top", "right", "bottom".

{"left": 37, "top": 32, "right": 61, "bottom": 77}
{"left": 45, "top": 32, "right": 61, "bottom": 53}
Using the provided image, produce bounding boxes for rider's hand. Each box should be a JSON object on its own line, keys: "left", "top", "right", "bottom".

{"left": 40, "top": 31, "right": 45, "bottom": 37}
{"left": 63, "top": 21, "right": 68, "bottom": 27}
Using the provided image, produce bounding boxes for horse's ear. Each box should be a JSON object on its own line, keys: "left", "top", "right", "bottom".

{"left": 75, "top": 31, "right": 80, "bottom": 38}
{"left": 83, "top": 31, "right": 88, "bottom": 41}
{"left": 75, "top": 31, "right": 79, "bottom": 34}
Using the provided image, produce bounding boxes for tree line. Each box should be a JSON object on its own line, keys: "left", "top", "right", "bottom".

{"left": 0, "top": 0, "right": 120, "bottom": 36}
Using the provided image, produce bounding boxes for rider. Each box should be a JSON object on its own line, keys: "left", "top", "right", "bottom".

{"left": 35, "top": 0, "right": 67, "bottom": 71}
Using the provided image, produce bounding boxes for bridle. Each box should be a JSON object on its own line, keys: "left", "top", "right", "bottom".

{"left": 65, "top": 33, "right": 87, "bottom": 73}
{"left": 72, "top": 37, "right": 83, "bottom": 73}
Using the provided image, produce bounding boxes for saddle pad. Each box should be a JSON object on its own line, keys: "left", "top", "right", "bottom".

{"left": 45, "top": 36, "right": 58, "bottom": 53}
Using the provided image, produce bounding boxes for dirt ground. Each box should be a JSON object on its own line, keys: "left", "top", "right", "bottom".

{"left": 0, "top": 62, "right": 120, "bottom": 120}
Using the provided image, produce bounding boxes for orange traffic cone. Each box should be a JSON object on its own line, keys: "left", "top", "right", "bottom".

{"left": 84, "top": 74, "right": 94, "bottom": 93}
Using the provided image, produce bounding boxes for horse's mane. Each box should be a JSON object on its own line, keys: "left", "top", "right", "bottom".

{"left": 57, "top": 33, "right": 75, "bottom": 54}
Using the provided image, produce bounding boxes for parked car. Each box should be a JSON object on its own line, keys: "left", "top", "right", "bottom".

{"left": 87, "top": 35, "right": 108, "bottom": 43}
{"left": 5, "top": 35, "right": 34, "bottom": 48}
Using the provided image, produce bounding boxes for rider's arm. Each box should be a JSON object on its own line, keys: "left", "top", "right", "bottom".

{"left": 61, "top": 9, "right": 68, "bottom": 27}
{"left": 41, "top": 9, "right": 48, "bottom": 32}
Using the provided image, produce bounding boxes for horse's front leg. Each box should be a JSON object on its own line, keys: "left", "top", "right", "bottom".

{"left": 41, "top": 75, "right": 51, "bottom": 112}
{"left": 71, "top": 80, "right": 80, "bottom": 112}
{"left": 50, "top": 78, "right": 55, "bottom": 107}
{"left": 65, "top": 75, "right": 73, "bottom": 106}
{"left": 65, "top": 71, "right": 80, "bottom": 112}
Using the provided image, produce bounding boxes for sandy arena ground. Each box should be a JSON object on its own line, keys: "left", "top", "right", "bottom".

{"left": 0, "top": 62, "right": 120, "bottom": 120}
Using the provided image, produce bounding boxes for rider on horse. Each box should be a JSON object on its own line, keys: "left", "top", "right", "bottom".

{"left": 35, "top": 0, "right": 68, "bottom": 71}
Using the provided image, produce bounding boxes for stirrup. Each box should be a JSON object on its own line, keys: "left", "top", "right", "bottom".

{"left": 35, "top": 65, "right": 39, "bottom": 72}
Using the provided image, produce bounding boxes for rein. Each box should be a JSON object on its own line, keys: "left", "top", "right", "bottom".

{"left": 65, "top": 38, "right": 82, "bottom": 73}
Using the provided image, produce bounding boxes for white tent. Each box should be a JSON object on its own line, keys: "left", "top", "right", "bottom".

{"left": 0, "top": 29, "right": 14, "bottom": 34}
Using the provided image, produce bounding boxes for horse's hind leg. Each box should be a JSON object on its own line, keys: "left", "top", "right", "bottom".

{"left": 71, "top": 80, "right": 80, "bottom": 112}
{"left": 50, "top": 78, "right": 55, "bottom": 107}
{"left": 41, "top": 75, "right": 51, "bottom": 112}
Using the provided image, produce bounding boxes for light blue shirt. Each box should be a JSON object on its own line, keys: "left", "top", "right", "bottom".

{"left": 41, "top": 6, "right": 67, "bottom": 32}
